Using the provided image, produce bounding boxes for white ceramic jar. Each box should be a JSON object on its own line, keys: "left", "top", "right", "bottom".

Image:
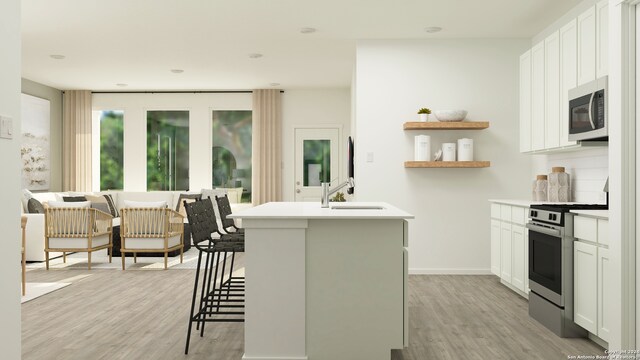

{"left": 533, "top": 175, "right": 548, "bottom": 201}
{"left": 548, "top": 167, "right": 571, "bottom": 202}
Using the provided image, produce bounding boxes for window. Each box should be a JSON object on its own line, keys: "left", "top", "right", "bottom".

{"left": 98, "top": 110, "right": 124, "bottom": 190}
{"left": 212, "top": 110, "right": 251, "bottom": 203}
{"left": 147, "top": 110, "right": 189, "bottom": 191}
{"left": 303, "top": 140, "right": 331, "bottom": 186}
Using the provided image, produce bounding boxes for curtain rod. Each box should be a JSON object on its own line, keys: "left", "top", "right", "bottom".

{"left": 86, "top": 90, "right": 285, "bottom": 94}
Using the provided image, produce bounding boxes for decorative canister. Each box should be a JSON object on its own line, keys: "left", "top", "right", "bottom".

{"left": 548, "top": 167, "right": 571, "bottom": 202}
{"left": 457, "top": 138, "right": 473, "bottom": 161}
{"left": 414, "top": 135, "right": 431, "bottom": 161}
{"left": 533, "top": 175, "right": 548, "bottom": 201}
{"left": 442, "top": 143, "right": 456, "bottom": 161}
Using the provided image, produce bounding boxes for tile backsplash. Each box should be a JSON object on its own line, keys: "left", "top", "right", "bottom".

{"left": 531, "top": 147, "right": 608, "bottom": 204}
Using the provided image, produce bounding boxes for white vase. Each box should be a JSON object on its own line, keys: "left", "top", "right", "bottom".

{"left": 414, "top": 135, "right": 431, "bottom": 161}
{"left": 419, "top": 113, "right": 429, "bottom": 122}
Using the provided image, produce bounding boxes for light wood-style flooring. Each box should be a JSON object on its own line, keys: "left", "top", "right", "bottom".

{"left": 22, "top": 260, "right": 604, "bottom": 360}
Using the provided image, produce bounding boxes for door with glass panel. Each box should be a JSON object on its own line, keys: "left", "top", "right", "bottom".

{"left": 294, "top": 128, "right": 340, "bottom": 201}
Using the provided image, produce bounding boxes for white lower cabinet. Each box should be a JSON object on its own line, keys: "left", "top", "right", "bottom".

{"left": 574, "top": 241, "right": 598, "bottom": 334}
{"left": 490, "top": 202, "right": 529, "bottom": 298}
{"left": 500, "top": 221, "right": 512, "bottom": 283}
{"left": 573, "top": 214, "right": 610, "bottom": 343}
{"left": 597, "top": 247, "right": 611, "bottom": 342}
{"left": 511, "top": 224, "right": 526, "bottom": 293}
{"left": 490, "top": 219, "right": 501, "bottom": 276}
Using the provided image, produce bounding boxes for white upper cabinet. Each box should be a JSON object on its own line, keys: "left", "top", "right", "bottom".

{"left": 520, "top": 2, "right": 608, "bottom": 153}
{"left": 545, "top": 31, "right": 560, "bottom": 149}
{"left": 531, "top": 41, "right": 545, "bottom": 151}
{"left": 519, "top": 51, "right": 532, "bottom": 153}
{"left": 560, "top": 19, "right": 578, "bottom": 147}
{"left": 596, "top": 0, "right": 609, "bottom": 78}
{"left": 577, "top": 6, "right": 596, "bottom": 86}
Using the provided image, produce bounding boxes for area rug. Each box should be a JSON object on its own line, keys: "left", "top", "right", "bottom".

{"left": 21, "top": 282, "right": 71, "bottom": 303}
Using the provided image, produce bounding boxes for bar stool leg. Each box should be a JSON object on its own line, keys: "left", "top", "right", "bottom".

{"left": 184, "top": 250, "right": 204, "bottom": 355}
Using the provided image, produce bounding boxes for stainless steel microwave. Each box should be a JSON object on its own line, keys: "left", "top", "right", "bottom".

{"left": 568, "top": 76, "right": 608, "bottom": 141}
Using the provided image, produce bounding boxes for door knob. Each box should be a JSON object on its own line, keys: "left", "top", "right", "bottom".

{"left": 296, "top": 189, "right": 301, "bottom": 193}
{"left": 296, "top": 181, "right": 300, "bottom": 185}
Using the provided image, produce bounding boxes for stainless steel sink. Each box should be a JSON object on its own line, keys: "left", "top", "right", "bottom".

{"left": 329, "top": 205, "right": 385, "bottom": 210}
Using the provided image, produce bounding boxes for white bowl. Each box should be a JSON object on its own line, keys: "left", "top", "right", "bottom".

{"left": 434, "top": 110, "right": 467, "bottom": 122}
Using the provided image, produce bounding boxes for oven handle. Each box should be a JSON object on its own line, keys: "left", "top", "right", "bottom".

{"left": 526, "top": 223, "right": 561, "bottom": 237}
{"left": 588, "top": 91, "right": 596, "bottom": 130}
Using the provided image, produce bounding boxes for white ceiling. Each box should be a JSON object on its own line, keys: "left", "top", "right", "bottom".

{"left": 21, "top": 0, "right": 582, "bottom": 91}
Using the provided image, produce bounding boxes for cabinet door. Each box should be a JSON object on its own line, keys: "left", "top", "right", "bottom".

{"left": 519, "top": 50, "right": 532, "bottom": 153}
{"left": 531, "top": 41, "right": 546, "bottom": 151}
{"left": 560, "top": 19, "right": 578, "bottom": 147}
{"left": 511, "top": 224, "right": 526, "bottom": 292}
{"left": 596, "top": 0, "right": 608, "bottom": 78}
{"left": 574, "top": 241, "right": 598, "bottom": 334}
{"left": 577, "top": 5, "right": 596, "bottom": 86}
{"left": 545, "top": 31, "right": 561, "bottom": 149}
{"left": 491, "top": 219, "right": 501, "bottom": 276}
{"left": 500, "top": 222, "right": 512, "bottom": 283}
{"left": 597, "top": 246, "right": 611, "bottom": 341}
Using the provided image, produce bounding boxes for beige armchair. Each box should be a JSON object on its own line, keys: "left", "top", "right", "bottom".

{"left": 44, "top": 207, "right": 114, "bottom": 270}
{"left": 120, "top": 208, "right": 184, "bottom": 270}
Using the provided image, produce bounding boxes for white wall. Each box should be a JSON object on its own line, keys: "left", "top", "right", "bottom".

{"left": 281, "top": 89, "right": 351, "bottom": 201}
{"left": 355, "top": 39, "right": 531, "bottom": 274}
{"left": 92, "top": 92, "right": 252, "bottom": 191}
{"left": 0, "top": 0, "right": 22, "bottom": 357}
{"left": 531, "top": 148, "right": 609, "bottom": 203}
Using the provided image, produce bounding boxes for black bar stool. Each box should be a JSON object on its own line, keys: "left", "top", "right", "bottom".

{"left": 183, "top": 198, "right": 244, "bottom": 355}
{"left": 215, "top": 194, "right": 245, "bottom": 234}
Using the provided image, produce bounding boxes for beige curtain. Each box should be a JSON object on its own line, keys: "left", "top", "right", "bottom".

{"left": 252, "top": 89, "right": 282, "bottom": 205}
{"left": 62, "top": 90, "right": 92, "bottom": 191}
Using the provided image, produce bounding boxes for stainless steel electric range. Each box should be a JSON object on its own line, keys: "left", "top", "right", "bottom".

{"left": 526, "top": 203, "right": 608, "bottom": 337}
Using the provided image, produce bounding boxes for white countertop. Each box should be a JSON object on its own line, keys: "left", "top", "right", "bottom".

{"left": 488, "top": 199, "right": 606, "bottom": 208}
{"left": 570, "top": 210, "right": 609, "bottom": 218}
{"left": 228, "top": 202, "right": 414, "bottom": 220}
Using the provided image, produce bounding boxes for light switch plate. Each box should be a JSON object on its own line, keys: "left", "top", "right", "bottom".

{"left": 366, "top": 152, "right": 374, "bottom": 163}
{"left": 0, "top": 115, "right": 13, "bottom": 139}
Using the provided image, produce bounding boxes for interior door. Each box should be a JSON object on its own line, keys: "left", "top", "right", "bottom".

{"left": 294, "top": 128, "right": 340, "bottom": 201}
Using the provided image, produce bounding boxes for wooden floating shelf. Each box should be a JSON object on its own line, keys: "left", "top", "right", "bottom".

{"left": 404, "top": 161, "right": 491, "bottom": 168}
{"left": 403, "top": 121, "right": 490, "bottom": 130}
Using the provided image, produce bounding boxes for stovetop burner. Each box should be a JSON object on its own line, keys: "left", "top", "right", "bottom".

{"left": 530, "top": 203, "right": 608, "bottom": 213}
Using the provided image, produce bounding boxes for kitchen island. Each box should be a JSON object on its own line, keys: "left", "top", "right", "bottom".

{"left": 229, "top": 202, "right": 413, "bottom": 360}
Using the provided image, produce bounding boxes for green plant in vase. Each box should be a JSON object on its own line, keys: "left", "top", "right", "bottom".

{"left": 418, "top": 108, "right": 431, "bottom": 122}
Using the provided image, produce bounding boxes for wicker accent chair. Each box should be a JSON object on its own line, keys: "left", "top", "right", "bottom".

{"left": 120, "top": 208, "right": 185, "bottom": 270}
{"left": 44, "top": 207, "right": 114, "bottom": 270}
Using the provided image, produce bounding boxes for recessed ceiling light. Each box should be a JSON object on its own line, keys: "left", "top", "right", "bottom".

{"left": 424, "top": 26, "right": 443, "bottom": 33}
{"left": 170, "top": 69, "right": 184, "bottom": 73}
{"left": 248, "top": 53, "right": 263, "bottom": 59}
{"left": 116, "top": 83, "right": 128, "bottom": 87}
{"left": 49, "top": 54, "right": 65, "bottom": 60}
{"left": 270, "top": 83, "right": 280, "bottom": 86}
{"left": 300, "top": 27, "right": 316, "bottom": 34}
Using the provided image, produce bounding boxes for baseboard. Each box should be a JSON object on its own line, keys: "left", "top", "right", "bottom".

{"left": 242, "top": 355, "right": 308, "bottom": 360}
{"left": 409, "top": 268, "right": 492, "bottom": 275}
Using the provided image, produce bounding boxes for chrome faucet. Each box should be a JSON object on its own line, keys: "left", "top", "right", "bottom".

{"left": 321, "top": 177, "right": 355, "bottom": 208}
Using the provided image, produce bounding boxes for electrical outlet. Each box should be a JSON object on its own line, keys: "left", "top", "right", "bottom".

{"left": 0, "top": 116, "right": 13, "bottom": 139}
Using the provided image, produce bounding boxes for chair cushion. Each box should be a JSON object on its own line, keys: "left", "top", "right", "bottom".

{"left": 123, "top": 234, "right": 182, "bottom": 250}
{"left": 48, "top": 234, "right": 110, "bottom": 249}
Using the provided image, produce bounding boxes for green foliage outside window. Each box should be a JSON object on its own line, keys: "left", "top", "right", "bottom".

{"left": 146, "top": 110, "right": 190, "bottom": 191}
{"left": 100, "top": 111, "right": 124, "bottom": 190}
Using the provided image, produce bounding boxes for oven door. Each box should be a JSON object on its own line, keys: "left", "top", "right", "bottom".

{"left": 527, "top": 223, "right": 563, "bottom": 306}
